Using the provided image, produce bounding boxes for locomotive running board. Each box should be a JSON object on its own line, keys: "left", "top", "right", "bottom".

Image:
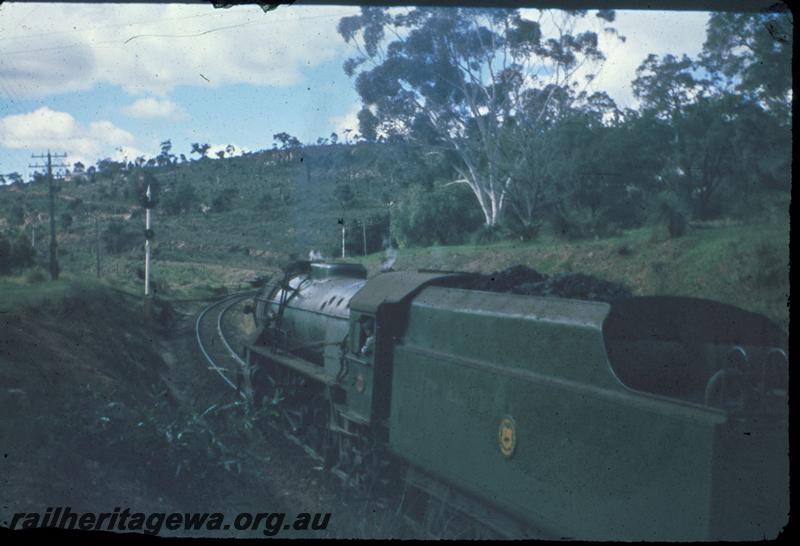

{"left": 245, "top": 344, "right": 336, "bottom": 386}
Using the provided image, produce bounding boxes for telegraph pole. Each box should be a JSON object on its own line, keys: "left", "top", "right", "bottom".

{"left": 30, "top": 151, "right": 68, "bottom": 280}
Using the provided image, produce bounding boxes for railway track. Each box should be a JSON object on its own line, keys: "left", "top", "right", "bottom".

{"left": 194, "top": 291, "right": 259, "bottom": 400}
{"left": 195, "top": 290, "right": 329, "bottom": 459}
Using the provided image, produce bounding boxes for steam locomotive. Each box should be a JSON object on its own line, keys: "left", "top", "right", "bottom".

{"left": 242, "top": 261, "right": 788, "bottom": 540}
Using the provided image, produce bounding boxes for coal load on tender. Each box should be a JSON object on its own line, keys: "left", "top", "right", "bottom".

{"left": 457, "top": 265, "right": 632, "bottom": 302}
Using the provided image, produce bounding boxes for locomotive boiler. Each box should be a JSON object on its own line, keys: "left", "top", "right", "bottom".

{"left": 243, "top": 261, "right": 789, "bottom": 540}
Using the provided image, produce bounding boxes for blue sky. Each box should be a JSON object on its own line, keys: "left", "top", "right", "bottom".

{"left": 0, "top": 3, "right": 710, "bottom": 179}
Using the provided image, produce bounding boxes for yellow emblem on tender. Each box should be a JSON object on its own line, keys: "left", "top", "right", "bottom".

{"left": 498, "top": 416, "right": 516, "bottom": 458}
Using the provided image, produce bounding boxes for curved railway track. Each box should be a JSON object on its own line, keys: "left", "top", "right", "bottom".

{"left": 194, "top": 291, "right": 259, "bottom": 399}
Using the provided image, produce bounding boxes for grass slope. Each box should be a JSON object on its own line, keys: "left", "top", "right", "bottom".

{"left": 356, "top": 222, "right": 789, "bottom": 329}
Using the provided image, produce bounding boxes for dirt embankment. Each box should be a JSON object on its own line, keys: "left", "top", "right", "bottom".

{"left": 0, "top": 286, "right": 179, "bottom": 524}
{"left": 1, "top": 286, "right": 410, "bottom": 539}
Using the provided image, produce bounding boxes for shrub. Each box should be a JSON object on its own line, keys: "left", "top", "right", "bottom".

{"left": 26, "top": 268, "right": 47, "bottom": 284}
{"left": 60, "top": 213, "right": 74, "bottom": 230}
{"left": 211, "top": 188, "right": 237, "bottom": 213}
{"left": 549, "top": 207, "right": 621, "bottom": 240}
{"left": 102, "top": 220, "right": 139, "bottom": 253}
{"left": 0, "top": 235, "right": 10, "bottom": 274}
{"left": 391, "top": 183, "right": 483, "bottom": 247}
{"left": 11, "top": 234, "right": 35, "bottom": 269}
{"left": 0, "top": 233, "right": 35, "bottom": 273}
{"left": 648, "top": 191, "right": 689, "bottom": 239}
{"left": 162, "top": 182, "right": 198, "bottom": 215}
{"left": 470, "top": 225, "right": 512, "bottom": 245}
{"left": 8, "top": 205, "right": 25, "bottom": 226}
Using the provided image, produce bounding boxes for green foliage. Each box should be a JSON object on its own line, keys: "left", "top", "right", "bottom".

{"left": 648, "top": 191, "right": 689, "bottom": 239}
{"left": 102, "top": 220, "right": 139, "bottom": 254}
{"left": 0, "top": 232, "right": 35, "bottom": 274}
{"left": 0, "top": 235, "right": 10, "bottom": 274}
{"left": 8, "top": 205, "right": 25, "bottom": 226}
{"left": 333, "top": 183, "right": 355, "bottom": 206}
{"left": 392, "top": 183, "right": 483, "bottom": 247}
{"left": 162, "top": 182, "right": 199, "bottom": 215}
{"left": 191, "top": 143, "right": 211, "bottom": 159}
{"left": 272, "top": 132, "right": 302, "bottom": 150}
{"left": 211, "top": 188, "right": 237, "bottom": 213}
{"left": 700, "top": 11, "right": 792, "bottom": 117}
{"left": 339, "top": 7, "right": 616, "bottom": 226}
{"left": 26, "top": 267, "right": 47, "bottom": 284}
{"left": 344, "top": 212, "right": 390, "bottom": 255}
{"left": 549, "top": 206, "right": 621, "bottom": 241}
{"left": 60, "top": 212, "right": 74, "bottom": 230}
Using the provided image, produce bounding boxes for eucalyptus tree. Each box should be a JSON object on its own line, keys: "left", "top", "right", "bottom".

{"left": 633, "top": 9, "right": 792, "bottom": 220}
{"left": 700, "top": 9, "right": 792, "bottom": 119}
{"left": 338, "top": 7, "right": 618, "bottom": 226}
{"left": 190, "top": 143, "right": 211, "bottom": 160}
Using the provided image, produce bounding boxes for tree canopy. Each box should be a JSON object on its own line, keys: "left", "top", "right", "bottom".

{"left": 339, "top": 7, "right": 620, "bottom": 226}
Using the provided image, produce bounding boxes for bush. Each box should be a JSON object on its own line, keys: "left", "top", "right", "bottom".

{"left": 0, "top": 235, "right": 10, "bottom": 274}
{"left": 211, "top": 188, "right": 237, "bottom": 213}
{"left": 648, "top": 191, "right": 689, "bottom": 239}
{"left": 102, "top": 220, "right": 139, "bottom": 253}
{"left": 344, "top": 212, "right": 390, "bottom": 255}
{"left": 8, "top": 205, "right": 25, "bottom": 226}
{"left": 392, "top": 183, "right": 483, "bottom": 247}
{"left": 0, "top": 233, "right": 35, "bottom": 274}
{"left": 60, "top": 213, "right": 73, "bottom": 231}
{"left": 162, "top": 182, "right": 198, "bottom": 215}
{"left": 549, "top": 207, "right": 621, "bottom": 240}
{"left": 333, "top": 183, "right": 356, "bottom": 206}
{"left": 470, "top": 225, "right": 511, "bottom": 245}
{"left": 26, "top": 268, "right": 47, "bottom": 284}
{"left": 11, "top": 234, "right": 35, "bottom": 269}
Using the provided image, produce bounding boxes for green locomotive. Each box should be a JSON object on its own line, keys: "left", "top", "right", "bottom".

{"left": 245, "top": 261, "right": 788, "bottom": 540}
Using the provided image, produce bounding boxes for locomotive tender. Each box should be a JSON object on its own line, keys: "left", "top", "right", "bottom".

{"left": 244, "top": 261, "right": 788, "bottom": 540}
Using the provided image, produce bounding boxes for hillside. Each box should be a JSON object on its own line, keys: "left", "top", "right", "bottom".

{"left": 1, "top": 144, "right": 405, "bottom": 296}
{"left": 0, "top": 144, "right": 790, "bottom": 329}
{"left": 357, "top": 222, "right": 790, "bottom": 330}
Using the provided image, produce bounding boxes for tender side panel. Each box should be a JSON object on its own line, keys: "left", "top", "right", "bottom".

{"left": 389, "top": 287, "right": 723, "bottom": 540}
{"left": 709, "top": 417, "right": 790, "bottom": 540}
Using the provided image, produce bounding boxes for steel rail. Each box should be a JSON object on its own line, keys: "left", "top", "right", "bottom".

{"left": 195, "top": 290, "right": 258, "bottom": 397}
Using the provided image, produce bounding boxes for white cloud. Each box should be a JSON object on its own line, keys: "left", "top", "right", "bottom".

{"left": 328, "top": 103, "right": 361, "bottom": 139}
{"left": 0, "top": 3, "right": 360, "bottom": 98}
{"left": 207, "top": 143, "right": 249, "bottom": 158}
{"left": 581, "top": 10, "right": 711, "bottom": 108}
{"left": 123, "top": 97, "right": 187, "bottom": 120}
{"left": 514, "top": 9, "right": 709, "bottom": 109}
{"left": 0, "top": 106, "right": 138, "bottom": 167}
